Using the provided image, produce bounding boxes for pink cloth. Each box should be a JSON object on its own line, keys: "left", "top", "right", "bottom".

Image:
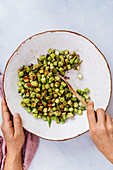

{"left": 0, "top": 73, "right": 3, "bottom": 98}
{"left": 0, "top": 73, "right": 39, "bottom": 170}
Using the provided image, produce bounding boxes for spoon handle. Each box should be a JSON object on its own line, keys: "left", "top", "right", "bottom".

{"left": 69, "top": 83, "right": 98, "bottom": 120}
{"left": 54, "top": 74, "right": 88, "bottom": 107}
{"left": 67, "top": 82, "right": 87, "bottom": 107}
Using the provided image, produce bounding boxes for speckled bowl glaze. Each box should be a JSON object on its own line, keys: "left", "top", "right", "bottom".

{"left": 3, "top": 30, "right": 112, "bottom": 141}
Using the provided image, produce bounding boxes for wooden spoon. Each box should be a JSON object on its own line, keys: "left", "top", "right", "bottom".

{"left": 55, "top": 74, "right": 87, "bottom": 107}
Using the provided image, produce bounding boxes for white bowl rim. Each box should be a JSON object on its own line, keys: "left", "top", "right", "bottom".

{"left": 3, "top": 30, "right": 112, "bottom": 141}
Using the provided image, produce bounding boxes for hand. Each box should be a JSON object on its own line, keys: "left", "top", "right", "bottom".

{"left": 87, "top": 101, "right": 113, "bottom": 164}
{"left": 1, "top": 97, "right": 25, "bottom": 154}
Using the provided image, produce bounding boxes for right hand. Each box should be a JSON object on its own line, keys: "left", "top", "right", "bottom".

{"left": 87, "top": 101, "right": 113, "bottom": 164}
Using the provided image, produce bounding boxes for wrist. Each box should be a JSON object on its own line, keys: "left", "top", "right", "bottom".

{"left": 6, "top": 151, "right": 22, "bottom": 164}
{"left": 7, "top": 148, "right": 22, "bottom": 159}
{"left": 107, "top": 155, "right": 113, "bottom": 164}
{"left": 5, "top": 149, "right": 23, "bottom": 170}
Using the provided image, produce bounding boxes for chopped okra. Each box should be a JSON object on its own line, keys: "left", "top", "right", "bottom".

{"left": 77, "top": 73, "right": 83, "bottom": 79}
{"left": 17, "top": 49, "right": 90, "bottom": 127}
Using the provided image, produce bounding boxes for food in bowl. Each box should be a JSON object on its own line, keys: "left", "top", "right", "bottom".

{"left": 17, "top": 49, "right": 90, "bottom": 126}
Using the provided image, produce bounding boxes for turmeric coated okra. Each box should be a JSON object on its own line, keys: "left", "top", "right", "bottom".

{"left": 17, "top": 49, "right": 90, "bottom": 127}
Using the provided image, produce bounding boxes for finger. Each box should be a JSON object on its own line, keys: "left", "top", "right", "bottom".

{"left": 112, "top": 118, "right": 113, "bottom": 123}
{"left": 1, "top": 97, "right": 10, "bottom": 122}
{"left": 13, "top": 113, "right": 23, "bottom": 136}
{"left": 96, "top": 108, "right": 105, "bottom": 124}
{"left": 106, "top": 113, "right": 112, "bottom": 124}
{"left": 87, "top": 101, "right": 96, "bottom": 127}
{"left": 106, "top": 113, "right": 113, "bottom": 134}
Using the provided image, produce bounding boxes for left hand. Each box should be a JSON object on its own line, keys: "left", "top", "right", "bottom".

{"left": 1, "top": 97, "right": 25, "bottom": 154}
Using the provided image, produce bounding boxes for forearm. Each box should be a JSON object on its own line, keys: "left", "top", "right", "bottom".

{"left": 4, "top": 150, "right": 23, "bottom": 170}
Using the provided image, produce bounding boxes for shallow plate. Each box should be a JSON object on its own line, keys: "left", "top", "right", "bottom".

{"left": 3, "top": 30, "right": 112, "bottom": 141}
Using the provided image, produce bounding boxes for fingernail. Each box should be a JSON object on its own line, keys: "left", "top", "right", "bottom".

{"left": 88, "top": 101, "right": 93, "bottom": 104}
{"left": 14, "top": 113, "right": 20, "bottom": 118}
{"left": 2, "top": 97, "right": 5, "bottom": 103}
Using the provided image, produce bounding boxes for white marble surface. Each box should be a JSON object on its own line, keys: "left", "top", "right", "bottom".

{"left": 0, "top": 0, "right": 113, "bottom": 169}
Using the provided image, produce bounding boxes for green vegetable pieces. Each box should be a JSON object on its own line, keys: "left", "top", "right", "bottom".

{"left": 17, "top": 49, "right": 90, "bottom": 127}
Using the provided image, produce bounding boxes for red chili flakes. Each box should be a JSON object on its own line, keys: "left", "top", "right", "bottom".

{"left": 24, "top": 76, "right": 29, "bottom": 82}
{"left": 30, "top": 75, "right": 36, "bottom": 80}
{"left": 38, "top": 101, "right": 42, "bottom": 105}
{"left": 26, "top": 83, "right": 33, "bottom": 87}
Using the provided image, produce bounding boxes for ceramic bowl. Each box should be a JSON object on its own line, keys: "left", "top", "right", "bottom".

{"left": 3, "top": 30, "right": 112, "bottom": 141}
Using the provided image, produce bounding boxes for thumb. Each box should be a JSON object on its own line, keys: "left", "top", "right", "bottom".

{"left": 13, "top": 113, "right": 23, "bottom": 135}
